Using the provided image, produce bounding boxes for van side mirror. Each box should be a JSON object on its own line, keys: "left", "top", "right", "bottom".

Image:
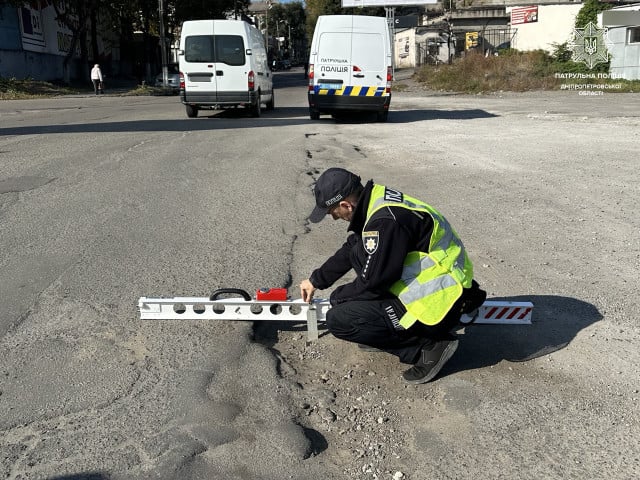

{"left": 178, "top": 49, "right": 184, "bottom": 56}
{"left": 246, "top": 49, "right": 252, "bottom": 55}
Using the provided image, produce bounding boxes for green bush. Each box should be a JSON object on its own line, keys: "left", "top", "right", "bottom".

{"left": 549, "top": 42, "right": 610, "bottom": 74}
{"left": 414, "top": 50, "right": 559, "bottom": 92}
{"left": 413, "top": 48, "right": 638, "bottom": 93}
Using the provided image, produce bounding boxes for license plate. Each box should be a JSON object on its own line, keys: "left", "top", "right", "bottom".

{"left": 318, "top": 83, "right": 342, "bottom": 90}
{"left": 189, "top": 75, "right": 212, "bottom": 82}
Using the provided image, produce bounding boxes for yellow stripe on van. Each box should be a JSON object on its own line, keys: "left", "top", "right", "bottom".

{"left": 313, "top": 86, "right": 388, "bottom": 97}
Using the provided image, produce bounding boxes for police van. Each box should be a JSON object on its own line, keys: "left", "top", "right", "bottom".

{"left": 308, "top": 15, "right": 392, "bottom": 122}
{"left": 178, "top": 20, "right": 274, "bottom": 118}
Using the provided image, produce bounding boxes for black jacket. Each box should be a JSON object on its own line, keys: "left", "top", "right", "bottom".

{"left": 310, "top": 180, "right": 435, "bottom": 305}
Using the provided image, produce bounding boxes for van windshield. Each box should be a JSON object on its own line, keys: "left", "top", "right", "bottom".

{"left": 185, "top": 35, "right": 245, "bottom": 66}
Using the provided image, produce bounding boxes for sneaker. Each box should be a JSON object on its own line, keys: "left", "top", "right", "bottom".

{"left": 358, "top": 343, "right": 383, "bottom": 352}
{"left": 402, "top": 338, "right": 459, "bottom": 384}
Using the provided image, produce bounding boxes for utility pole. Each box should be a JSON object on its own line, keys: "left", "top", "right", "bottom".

{"left": 158, "top": 0, "right": 168, "bottom": 87}
{"left": 265, "top": 0, "right": 272, "bottom": 49}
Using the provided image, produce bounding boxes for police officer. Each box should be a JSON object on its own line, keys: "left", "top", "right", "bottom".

{"left": 300, "top": 168, "right": 486, "bottom": 384}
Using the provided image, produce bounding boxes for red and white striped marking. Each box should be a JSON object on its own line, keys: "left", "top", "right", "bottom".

{"left": 464, "top": 300, "right": 533, "bottom": 325}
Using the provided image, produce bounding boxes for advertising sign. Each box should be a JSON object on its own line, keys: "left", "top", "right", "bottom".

{"left": 396, "top": 35, "right": 410, "bottom": 59}
{"left": 18, "top": 3, "right": 77, "bottom": 56}
{"left": 19, "top": 5, "right": 46, "bottom": 51}
{"left": 511, "top": 6, "right": 538, "bottom": 26}
{"left": 342, "top": 0, "right": 437, "bottom": 7}
{"left": 465, "top": 32, "right": 478, "bottom": 50}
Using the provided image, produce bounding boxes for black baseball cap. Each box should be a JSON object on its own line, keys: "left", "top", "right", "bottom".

{"left": 308, "top": 168, "right": 362, "bottom": 223}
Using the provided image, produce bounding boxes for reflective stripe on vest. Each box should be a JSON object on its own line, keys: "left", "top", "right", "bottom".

{"left": 365, "top": 184, "right": 474, "bottom": 328}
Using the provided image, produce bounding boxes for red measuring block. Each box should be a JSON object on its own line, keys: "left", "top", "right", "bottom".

{"left": 256, "top": 288, "right": 288, "bottom": 301}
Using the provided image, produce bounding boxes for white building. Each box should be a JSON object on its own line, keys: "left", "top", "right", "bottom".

{"left": 600, "top": 3, "right": 640, "bottom": 79}
{"left": 394, "top": 26, "right": 452, "bottom": 68}
{"left": 506, "top": 3, "right": 582, "bottom": 53}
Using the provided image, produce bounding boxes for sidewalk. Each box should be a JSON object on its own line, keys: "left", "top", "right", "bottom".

{"left": 64, "top": 77, "right": 141, "bottom": 98}
{"left": 394, "top": 67, "right": 415, "bottom": 82}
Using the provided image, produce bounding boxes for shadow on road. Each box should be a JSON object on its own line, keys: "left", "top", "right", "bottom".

{"left": 254, "top": 294, "right": 602, "bottom": 377}
{"left": 48, "top": 473, "right": 110, "bottom": 480}
{"left": 447, "top": 295, "right": 603, "bottom": 375}
{"left": 0, "top": 107, "right": 498, "bottom": 136}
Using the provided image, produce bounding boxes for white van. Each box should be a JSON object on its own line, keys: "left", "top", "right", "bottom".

{"left": 178, "top": 20, "right": 274, "bottom": 118}
{"left": 308, "top": 15, "right": 392, "bottom": 122}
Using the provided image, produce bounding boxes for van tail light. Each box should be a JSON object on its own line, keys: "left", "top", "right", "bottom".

{"left": 353, "top": 65, "right": 362, "bottom": 72}
{"left": 248, "top": 70, "right": 255, "bottom": 90}
{"left": 179, "top": 72, "right": 185, "bottom": 89}
{"left": 386, "top": 66, "right": 392, "bottom": 93}
{"left": 308, "top": 64, "right": 314, "bottom": 91}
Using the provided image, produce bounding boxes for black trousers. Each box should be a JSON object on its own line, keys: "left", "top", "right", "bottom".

{"left": 325, "top": 283, "right": 485, "bottom": 365}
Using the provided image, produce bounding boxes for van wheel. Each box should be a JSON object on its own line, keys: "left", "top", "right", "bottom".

{"left": 186, "top": 105, "right": 198, "bottom": 118}
{"left": 309, "top": 108, "right": 320, "bottom": 120}
{"left": 266, "top": 91, "right": 275, "bottom": 111}
{"left": 251, "top": 93, "right": 261, "bottom": 117}
{"left": 376, "top": 110, "right": 388, "bottom": 122}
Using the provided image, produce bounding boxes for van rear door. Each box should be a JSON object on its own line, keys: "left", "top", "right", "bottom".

{"left": 210, "top": 22, "right": 248, "bottom": 102}
{"left": 182, "top": 23, "right": 217, "bottom": 101}
{"left": 314, "top": 30, "right": 352, "bottom": 92}
{"left": 349, "top": 27, "right": 387, "bottom": 91}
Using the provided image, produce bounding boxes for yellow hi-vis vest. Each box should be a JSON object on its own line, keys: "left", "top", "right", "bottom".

{"left": 365, "top": 184, "right": 474, "bottom": 328}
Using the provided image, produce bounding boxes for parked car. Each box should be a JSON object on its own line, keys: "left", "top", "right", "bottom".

{"left": 271, "top": 59, "right": 291, "bottom": 71}
{"left": 155, "top": 64, "right": 180, "bottom": 92}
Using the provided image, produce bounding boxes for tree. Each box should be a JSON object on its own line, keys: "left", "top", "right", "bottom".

{"left": 172, "top": 0, "right": 250, "bottom": 24}
{"left": 51, "top": 0, "right": 102, "bottom": 84}
{"left": 304, "top": 0, "right": 384, "bottom": 50}
{"left": 0, "top": 0, "right": 260, "bottom": 83}
{"left": 574, "top": 0, "right": 612, "bottom": 29}
{"left": 572, "top": 0, "right": 613, "bottom": 73}
{"left": 282, "top": 2, "right": 306, "bottom": 60}
{"left": 265, "top": 2, "right": 306, "bottom": 61}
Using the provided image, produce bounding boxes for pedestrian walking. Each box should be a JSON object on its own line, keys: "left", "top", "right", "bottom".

{"left": 91, "top": 64, "right": 103, "bottom": 95}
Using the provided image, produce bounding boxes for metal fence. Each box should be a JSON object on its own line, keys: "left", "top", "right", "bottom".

{"left": 458, "top": 27, "right": 516, "bottom": 56}
{"left": 416, "top": 40, "right": 448, "bottom": 66}
{"left": 415, "top": 27, "right": 516, "bottom": 67}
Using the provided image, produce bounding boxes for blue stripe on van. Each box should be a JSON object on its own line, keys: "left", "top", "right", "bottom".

{"left": 312, "top": 86, "right": 389, "bottom": 96}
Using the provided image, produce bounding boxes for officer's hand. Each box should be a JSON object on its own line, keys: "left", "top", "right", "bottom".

{"left": 300, "top": 279, "right": 316, "bottom": 303}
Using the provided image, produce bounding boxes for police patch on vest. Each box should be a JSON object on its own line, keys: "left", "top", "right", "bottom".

{"left": 384, "top": 188, "right": 403, "bottom": 203}
{"left": 362, "top": 231, "right": 379, "bottom": 254}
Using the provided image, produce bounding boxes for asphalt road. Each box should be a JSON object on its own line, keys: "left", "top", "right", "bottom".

{"left": 1, "top": 69, "right": 639, "bottom": 479}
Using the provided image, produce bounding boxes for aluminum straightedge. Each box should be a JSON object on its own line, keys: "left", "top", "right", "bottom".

{"left": 138, "top": 297, "right": 533, "bottom": 341}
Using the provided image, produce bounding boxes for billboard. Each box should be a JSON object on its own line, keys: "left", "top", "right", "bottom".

{"left": 511, "top": 6, "right": 538, "bottom": 25}
{"left": 18, "top": 3, "right": 77, "bottom": 56}
{"left": 16, "top": 3, "right": 113, "bottom": 60}
{"left": 342, "top": 0, "right": 437, "bottom": 7}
